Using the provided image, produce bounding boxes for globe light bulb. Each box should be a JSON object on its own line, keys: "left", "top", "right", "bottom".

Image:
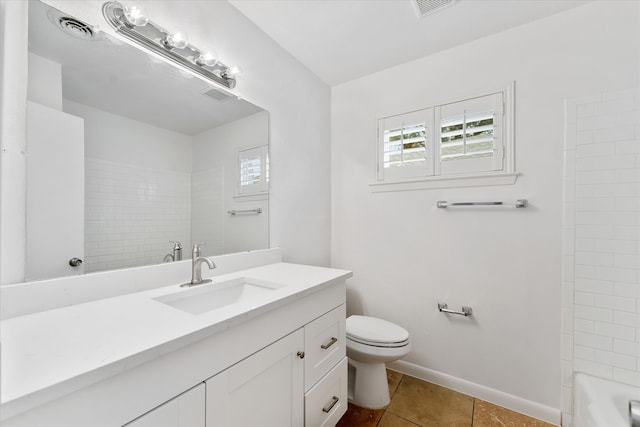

{"left": 163, "top": 30, "right": 188, "bottom": 49}
{"left": 223, "top": 65, "right": 242, "bottom": 79}
{"left": 195, "top": 51, "right": 218, "bottom": 67}
{"left": 121, "top": 2, "right": 148, "bottom": 27}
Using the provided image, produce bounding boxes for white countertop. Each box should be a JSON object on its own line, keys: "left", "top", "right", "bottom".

{"left": 1, "top": 262, "right": 351, "bottom": 417}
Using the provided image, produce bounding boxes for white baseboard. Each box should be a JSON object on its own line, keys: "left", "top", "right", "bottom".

{"left": 388, "top": 360, "right": 561, "bottom": 426}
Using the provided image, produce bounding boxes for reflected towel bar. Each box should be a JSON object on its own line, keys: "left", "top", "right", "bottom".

{"left": 227, "top": 208, "right": 262, "bottom": 215}
{"left": 437, "top": 199, "right": 528, "bottom": 209}
{"left": 438, "top": 303, "right": 472, "bottom": 317}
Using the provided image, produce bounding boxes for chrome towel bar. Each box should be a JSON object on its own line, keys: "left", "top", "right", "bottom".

{"left": 437, "top": 199, "right": 528, "bottom": 209}
{"left": 438, "top": 303, "right": 472, "bottom": 317}
{"left": 227, "top": 208, "right": 262, "bottom": 215}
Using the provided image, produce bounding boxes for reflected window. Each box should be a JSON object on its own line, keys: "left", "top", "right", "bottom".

{"left": 237, "top": 146, "right": 268, "bottom": 196}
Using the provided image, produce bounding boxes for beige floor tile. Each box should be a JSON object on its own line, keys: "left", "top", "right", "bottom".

{"left": 386, "top": 376, "right": 473, "bottom": 426}
{"left": 472, "top": 400, "right": 556, "bottom": 427}
{"left": 378, "top": 411, "right": 421, "bottom": 427}
{"left": 335, "top": 402, "right": 385, "bottom": 427}
{"left": 387, "top": 370, "right": 403, "bottom": 399}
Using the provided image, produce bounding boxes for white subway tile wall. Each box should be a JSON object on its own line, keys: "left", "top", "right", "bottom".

{"left": 85, "top": 158, "right": 192, "bottom": 273}
{"left": 562, "top": 89, "right": 640, "bottom": 425}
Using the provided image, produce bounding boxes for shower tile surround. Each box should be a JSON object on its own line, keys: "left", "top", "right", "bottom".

{"left": 562, "top": 88, "right": 640, "bottom": 425}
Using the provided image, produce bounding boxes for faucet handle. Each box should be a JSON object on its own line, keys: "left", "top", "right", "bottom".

{"left": 192, "top": 242, "right": 207, "bottom": 258}
{"left": 170, "top": 241, "right": 182, "bottom": 249}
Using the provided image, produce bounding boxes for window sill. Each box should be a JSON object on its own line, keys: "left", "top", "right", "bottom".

{"left": 233, "top": 192, "right": 269, "bottom": 201}
{"left": 369, "top": 172, "right": 520, "bottom": 193}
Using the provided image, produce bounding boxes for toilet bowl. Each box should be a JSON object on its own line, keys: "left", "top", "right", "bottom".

{"left": 346, "top": 315, "right": 411, "bottom": 409}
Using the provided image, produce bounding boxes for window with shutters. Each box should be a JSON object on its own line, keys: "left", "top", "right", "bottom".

{"left": 378, "top": 108, "right": 433, "bottom": 181}
{"left": 237, "top": 145, "right": 268, "bottom": 196}
{"left": 374, "top": 83, "right": 516, "bottom": 191}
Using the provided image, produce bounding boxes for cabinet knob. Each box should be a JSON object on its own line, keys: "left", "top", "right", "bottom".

{"left": 297, "top": 351, "right": 305, "bottom": 359}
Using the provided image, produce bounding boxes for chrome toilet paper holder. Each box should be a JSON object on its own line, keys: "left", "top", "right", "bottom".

{"left": 438, "top": 303, "right": 472, "bottom": 317}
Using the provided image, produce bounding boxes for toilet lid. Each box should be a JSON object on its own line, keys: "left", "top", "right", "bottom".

{"left": 346, "top": 315, "right": 409, "bottom": 346}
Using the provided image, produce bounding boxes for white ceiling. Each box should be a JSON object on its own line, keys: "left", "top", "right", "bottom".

{"left": 229, "top": 0, "right": 590, "bottom": 86}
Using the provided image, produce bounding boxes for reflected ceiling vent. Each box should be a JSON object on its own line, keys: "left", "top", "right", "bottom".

{"left": 413, "top": 0, "right": 456, "bottom": 18}
{"left": 203, "top": 88, "right": 232, "bottom": 102}
{"left": 49, "top": 9, "right": 95, "bottom": 40}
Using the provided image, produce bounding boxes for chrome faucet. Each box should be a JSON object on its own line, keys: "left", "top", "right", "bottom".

{"left": 631, "top": 400, "right": 640, "bottom": 427}
{"left": 181, "top": 243, "right": 216, "bottom": 287}
{"left": 163, "top": 241, "right": 183, "bottom": 262}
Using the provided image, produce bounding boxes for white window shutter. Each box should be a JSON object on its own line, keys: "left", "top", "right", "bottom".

{"left": 438, "top": 92, "right": 504, "bottom": 176}
{"left": 237, "top": 146, "right": 268, "bottom": 195}
{"left": 377, "top": 108, "right": 433, "bottom": 181}
{"left": 374, "top": 82, "right": 514, "bottom": 187}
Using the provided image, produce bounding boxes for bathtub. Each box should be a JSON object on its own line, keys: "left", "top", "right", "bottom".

{"left": 574, "top": 373, "right": 640, "bottom": 427}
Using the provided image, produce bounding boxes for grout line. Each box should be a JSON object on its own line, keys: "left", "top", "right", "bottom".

{"left": 471, "top": 398, "right": 476, "bottom": 427}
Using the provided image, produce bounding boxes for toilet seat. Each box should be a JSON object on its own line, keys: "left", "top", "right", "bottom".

{"left": 346, "top": 315, "right": 409, "bottom": 348}
{"left": 347, "top": 335, "right": 409, "bottom": 348}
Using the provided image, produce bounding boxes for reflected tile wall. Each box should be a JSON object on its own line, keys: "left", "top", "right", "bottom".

{"left": 84, "top": 158, "right": 191, "bottom": 273}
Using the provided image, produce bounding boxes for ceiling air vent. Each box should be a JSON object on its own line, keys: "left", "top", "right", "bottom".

{"left": 48, "top": 9, "right": 95, "bottom": 40}
{"left": 203, "top": 88, "right": 232, "bottom": 102}
{"left": 413, "top": 0, "right": 456, "bottom": 18}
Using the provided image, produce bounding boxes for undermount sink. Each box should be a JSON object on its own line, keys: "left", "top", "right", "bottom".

{"left": 155, "top": 277, "right": 286, "bottom": 315}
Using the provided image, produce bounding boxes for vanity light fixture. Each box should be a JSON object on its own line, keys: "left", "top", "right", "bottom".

{"left": 102, "top": 1, "right": 238, "bottom": 89}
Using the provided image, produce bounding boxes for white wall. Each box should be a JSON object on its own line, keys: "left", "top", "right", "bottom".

{"left": 562, "top": 88, "right": 640, "bottom": 425}
{"left": 27, "top": 53, "right": 62, "bottom": 110}
{"left": 0, "top": 1, "right": 28, "bottom": 285}
{"left": 64, "top": 100, "right": 192, "bottom": 173}
{"left": 331, "top": 1, "right": 639, "bottom": 422}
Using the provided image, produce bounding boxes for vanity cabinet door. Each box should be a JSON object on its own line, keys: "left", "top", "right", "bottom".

{"left": 205, "top": 329, "right": 304, "bottom": 427}
{"left": 124, "top": 384, "right": 205, "bottom": 427}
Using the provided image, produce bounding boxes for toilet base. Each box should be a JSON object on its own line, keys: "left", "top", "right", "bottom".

{"left": 347, "top": 358, "right": 390, "bottom": 409}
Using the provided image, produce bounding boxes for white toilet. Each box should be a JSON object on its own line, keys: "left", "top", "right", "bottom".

{"left": 346, "top": 315, "right": 411, "bottom": 409}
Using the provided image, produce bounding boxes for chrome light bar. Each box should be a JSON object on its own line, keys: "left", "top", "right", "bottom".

{"left": 102, "top": 2, "right": 238, "bottom": 89}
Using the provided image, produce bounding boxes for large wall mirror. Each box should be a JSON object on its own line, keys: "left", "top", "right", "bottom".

{"left": 26, "top": 1, "right": 269, "bottom": 282}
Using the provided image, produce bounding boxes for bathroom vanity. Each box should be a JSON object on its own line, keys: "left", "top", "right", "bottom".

{"left": 1, "top": 251, "right": 351, "bottom": 427}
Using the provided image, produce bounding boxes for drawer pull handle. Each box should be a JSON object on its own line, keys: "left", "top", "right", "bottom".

{"left": 322, "top": 396, "right": 339, "bottom": 413}
{"left": 297, "top": 351, "right": 305, "bottom": 359}
{"left": 321, "top": 337, "right": 338, "bottom": 350}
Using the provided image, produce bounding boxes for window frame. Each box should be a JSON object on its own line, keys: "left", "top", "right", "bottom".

{"left": 372, "top": 82, "right": 516, "bottom": 192}
{"left": 236, "top": 145, "right": 269, "bottom": 197}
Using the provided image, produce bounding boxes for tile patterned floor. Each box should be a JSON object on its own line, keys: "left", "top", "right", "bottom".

{"left": 336, "top": 370, "right": 557, "bottom": 427}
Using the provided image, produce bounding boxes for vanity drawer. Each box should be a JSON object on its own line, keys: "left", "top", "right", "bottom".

{"left": 304, "top": 304, "right": 346, "bottom": 389}
{"left": 304, "top": 357, "right": 348, "bottom": 427}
